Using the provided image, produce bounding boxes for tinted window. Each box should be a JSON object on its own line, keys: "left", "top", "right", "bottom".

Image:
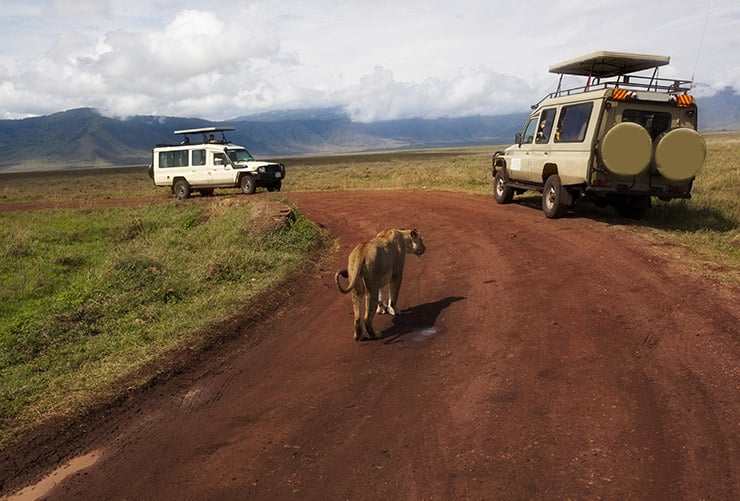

{"left": 192, "top": 149, "right": 206, "bottom": 166}
{"left": 159, "top": 150, "right": 189, "bottom": 168}
{"left": 622, "top": 109, "right": 672, "bottom": 139}
{"left": 555, "top": 102, "right": 593, "bottom": 142}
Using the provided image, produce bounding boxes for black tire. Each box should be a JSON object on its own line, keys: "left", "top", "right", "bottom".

{"left": 173, "top": 179, "right": 191, "bottom": 200}
{"left": 493, "top": 170, "right": 514, "bottom": 204}
{"left": 542, "top": 175, "right": 567, "bottom": 218}
{"left": 267, "top": 181, "right": 282, "bottom": 192}
{"left": 240, "top": 174, "right": 256, "bottom": 195}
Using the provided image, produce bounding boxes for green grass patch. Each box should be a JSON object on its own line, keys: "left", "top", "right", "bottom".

{"left": 0, "top": 200, "right": 324, "bottom": 447}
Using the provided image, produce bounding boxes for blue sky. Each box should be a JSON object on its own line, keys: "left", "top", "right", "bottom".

{"left": 0, "top": 0, "right": 737, "bottom": 121}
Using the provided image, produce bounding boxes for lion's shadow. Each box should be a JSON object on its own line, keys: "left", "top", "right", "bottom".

{"left": 379, "top": 295, "right": 465, "bottom": 344}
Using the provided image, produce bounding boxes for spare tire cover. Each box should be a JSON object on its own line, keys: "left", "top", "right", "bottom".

{"left": 654, "top": 128, "right": 706, "bottom": 181}
{"left": 600, "top": 122, "right": 653, "bottom": 176}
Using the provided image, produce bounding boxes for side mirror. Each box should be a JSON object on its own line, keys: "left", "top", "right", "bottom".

{"left": 515, "top": 133, "right": 522, "bottom": 145}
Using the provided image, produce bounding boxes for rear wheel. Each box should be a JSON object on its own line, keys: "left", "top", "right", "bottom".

{"left": 542, "top": 175, "right": 567, "bottom": 218}
{"left": 173, "top": 179, "right": 191, "bottom": 200}
{"left": 240, "top": 174, "right": 256, "bottom": 195}
{"left": 493, "top": 170, "right": 514, "bottom": 204}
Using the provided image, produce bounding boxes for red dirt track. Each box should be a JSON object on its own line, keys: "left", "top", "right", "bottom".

{"left": 3, "top": 189, "right": 739, "bottom": 499}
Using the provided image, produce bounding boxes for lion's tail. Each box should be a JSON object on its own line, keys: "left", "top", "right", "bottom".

{"left": 335, "top": 255, "right": 363, "bottom": 294}
{"left": 334, "top": 268, "right": 353, "bottom": 294}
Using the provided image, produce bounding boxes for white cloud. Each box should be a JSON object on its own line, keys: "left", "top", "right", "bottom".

{"left": 0, "top": 0, "right": 738, "bottom": 121}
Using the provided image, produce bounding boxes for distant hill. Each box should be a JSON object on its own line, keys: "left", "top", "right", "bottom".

{"left": 0, "top": 88, "right": 737, "bottom": 172}
{"left": 697, "top": 87, "right": 740, "bottom": 131}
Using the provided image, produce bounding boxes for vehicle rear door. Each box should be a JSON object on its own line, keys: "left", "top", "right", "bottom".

{"left": 187, "top": 148, "right": 210, "bottom": 185}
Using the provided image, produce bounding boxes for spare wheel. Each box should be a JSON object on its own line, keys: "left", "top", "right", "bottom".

{"left": 600, "top": 122, "right": 652, "bottom": 176}
{"left": 654, "top": 128, "right": 706, "bottom": 181}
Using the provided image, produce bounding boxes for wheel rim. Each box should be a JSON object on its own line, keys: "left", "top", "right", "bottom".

{"left": 496, "top": 178, "right": 504, "bottom": 196}
{"left": 545, "top": 186, "right": 556, "bottom": 210}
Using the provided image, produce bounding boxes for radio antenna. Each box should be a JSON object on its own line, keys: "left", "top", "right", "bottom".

{"left": 691, "top": 0, "right": 712, "bottom": 89}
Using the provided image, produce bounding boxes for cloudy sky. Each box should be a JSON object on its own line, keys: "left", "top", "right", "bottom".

{"left": 1, "top": 0, "right": 738, "bottom": 122}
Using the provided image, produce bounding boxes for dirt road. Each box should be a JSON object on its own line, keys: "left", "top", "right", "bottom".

{"left": 4, "top": 190, "right": 739, "bottom": 499}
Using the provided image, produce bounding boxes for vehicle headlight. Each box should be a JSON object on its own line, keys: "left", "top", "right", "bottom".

{"left": 258, "top": 166, "right": 266, "bottom": 173}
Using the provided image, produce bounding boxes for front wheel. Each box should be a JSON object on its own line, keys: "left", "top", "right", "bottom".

{"left": 240, "top": 174, "right": 256, "bottom": 195}
{"left": 542, "top": 175, "right": 567, "bottom": 218}
{"left": 493, "top": 170, "right": 514, "bottom": 204}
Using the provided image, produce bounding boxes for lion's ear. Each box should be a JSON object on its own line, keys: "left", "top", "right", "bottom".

{"left": 410, "top": 228, "right": 419, "bottom": 238}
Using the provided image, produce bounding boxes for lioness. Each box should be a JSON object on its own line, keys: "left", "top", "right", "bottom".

{"left": 335, "top": 228, "right": 425, "bottom": 340}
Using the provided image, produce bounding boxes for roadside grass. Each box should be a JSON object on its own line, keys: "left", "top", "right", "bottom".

{"left": 0, "top": 136, "right": 737, "bottom": 448}
{"left": 0, "top": 168, "right": 159, "bottom": 203}
{"left": 284, "top": 147, "right": 494, "bottom": 194}
{"left": 0, "top": 200, "right": 325, "bottom": 447}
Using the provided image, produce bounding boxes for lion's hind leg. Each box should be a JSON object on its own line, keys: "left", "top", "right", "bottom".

{"left": 364, "top": 286, "right": 380, "bottom": 339}
{"left": 351, "top": 289, "right": 364, "bottom": 341}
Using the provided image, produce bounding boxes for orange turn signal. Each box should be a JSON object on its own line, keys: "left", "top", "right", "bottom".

{"left": 674, "top": 94, "right": 693, "bottom": 107}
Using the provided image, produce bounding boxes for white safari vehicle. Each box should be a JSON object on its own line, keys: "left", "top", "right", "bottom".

{"left": 148, "top": 126, "right": 285, "bottom": 199}
{"left": 492, "top": 51, "right": 706, "bottom": 219}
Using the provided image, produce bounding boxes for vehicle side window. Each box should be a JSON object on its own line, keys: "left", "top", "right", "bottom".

{"left": 159, "top": 150, "right": 189, "bottom": 168}
{"left": 555, "top": 102, "right": 593, "bottom": 143}
{"left": 521, "top": 117, "right": 539, "bottom": 144}
{"left": 192, "top": 149, "right": 206, "bottom": 166}
{"left": 622, "top": 109, "right": 672, "bottom": 139}
{"left": 536, "top": 108, "right": 557, "bottom": 144}
{"left": 213, "top": 153, "right": 228, "bottom": 166}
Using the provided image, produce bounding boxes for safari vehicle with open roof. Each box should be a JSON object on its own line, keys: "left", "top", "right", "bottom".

{"left": 149, "top": 126, "right": 285, "bottom": 199}
{"left": 491, "top": 51, "right": 706, "bottom": 219}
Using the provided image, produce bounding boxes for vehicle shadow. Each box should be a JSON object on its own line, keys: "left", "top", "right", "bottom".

{"left": 511, "top": 193, "right": 735, "bottom": 232}
{"left": 379, "top": 295, "right": 465, "bottom": 344}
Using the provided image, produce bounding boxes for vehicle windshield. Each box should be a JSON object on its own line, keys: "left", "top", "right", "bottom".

{"left": 226, "top": 148, "right": 254, "bottom": 163}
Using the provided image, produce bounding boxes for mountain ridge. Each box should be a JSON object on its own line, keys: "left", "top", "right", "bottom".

{"left": 1, "top": 88, "right": 737, "bottom": 171}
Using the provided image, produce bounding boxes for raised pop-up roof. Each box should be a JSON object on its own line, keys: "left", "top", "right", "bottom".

{"left": 173, "top": 126, "right": 235, "bottom": 135}
{"left": 536, "top": 51, "right": 690, "bottom": 106}
{"left": 549, "top": 51, "right": 670, "bottom": 78}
